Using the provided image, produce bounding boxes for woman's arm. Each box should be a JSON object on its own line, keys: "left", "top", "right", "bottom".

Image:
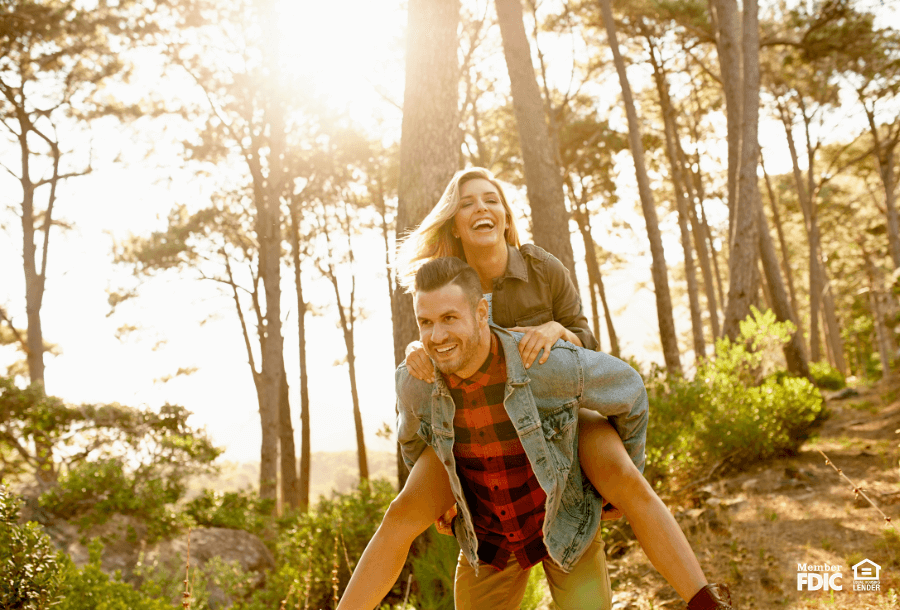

{"left": 336, "top": 446, "right": 456, "bottom": 610}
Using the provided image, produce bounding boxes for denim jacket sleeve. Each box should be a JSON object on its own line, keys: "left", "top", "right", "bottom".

{"left": 395, "top": 363, "right": 428, "bottom": 471}
{"left": 578, "top": 351, "right": 648, "bottom": 473}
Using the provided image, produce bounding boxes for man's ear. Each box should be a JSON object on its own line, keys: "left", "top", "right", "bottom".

{"left": 475, "top": 297, "right": 489, "bottom": 326}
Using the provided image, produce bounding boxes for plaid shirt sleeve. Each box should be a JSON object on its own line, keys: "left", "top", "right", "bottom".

{"left": 578, "top": 350, "right": 649, "bottom": 473}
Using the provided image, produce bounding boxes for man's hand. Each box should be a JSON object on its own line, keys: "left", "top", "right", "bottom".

{"left": 405, "top": 341, "right": 435, "bottom": 383}
{"left": 508, "top": 321, "right": 568, "bottom": 368}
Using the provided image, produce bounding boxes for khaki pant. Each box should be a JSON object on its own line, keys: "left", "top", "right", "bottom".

{"left": 453, "top": 535, "right": 612, "bottom": 610}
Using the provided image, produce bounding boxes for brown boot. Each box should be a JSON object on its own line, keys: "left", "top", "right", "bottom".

{"left": 686, "top": 583, "right": 733, "bottom": 609}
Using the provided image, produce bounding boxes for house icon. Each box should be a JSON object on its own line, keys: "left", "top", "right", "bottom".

{"left": 852, "top": 559, "right": 881, "bottom": 580}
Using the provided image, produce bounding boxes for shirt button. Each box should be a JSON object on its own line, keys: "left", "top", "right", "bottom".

{"left": 500, "top": 510, "right": 506, "bottom": 516}
{"left": 444, "top": 460, "right": 451, "bottom": 466}
{"left": 443, "top": 422, "right": 449, "bottom": 427}
{"left": 493, "top": 485, "right": 499, "bottom": 491}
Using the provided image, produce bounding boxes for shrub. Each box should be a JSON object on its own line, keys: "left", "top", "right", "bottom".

{"left": 809, "top": 361, "right": 846, "bottom": 390}
{"left": 54, "top": 539, "right": 171, "bottom": 610}
{"left": 409, "top": 526, "right": 459, "bottom": 610}
{"left": 233, "top": 479, "right": 396, "bottom": 610}
{"left": 183, "top": 489, "right": 274, "bottom": 538}
{"left": 645, "top": 308, "right": 826, "bottom": 482}
{"left": 0, "top": 484, "right": 66, "bottom": 610}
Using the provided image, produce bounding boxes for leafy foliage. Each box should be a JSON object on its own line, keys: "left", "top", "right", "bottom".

{"left": 645, "top": 309, "right": 827, "bottom": 482}
{"left": 409, "top": 526, "right": 458, "bottom": 610}
{"left": 0, "top": 376, "right": 221, "bottom": 540}
{"left": 232, "top": 480, "right": 397, "bottom": 610}
{"left": 54, "top": 540, "right": 171, "bottom": 610}
{"left": 809, "top": 361, "right": 847, "bottom": 390}
{"left": 183, "top": 489, "right": 275, "bottom": 538}
{"left": 0, "top": 484, "right": 66, "bottom": 610}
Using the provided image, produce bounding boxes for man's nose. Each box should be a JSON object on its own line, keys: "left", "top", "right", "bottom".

{"left": 432, "top": 323, "right": 448, "bottom": 343}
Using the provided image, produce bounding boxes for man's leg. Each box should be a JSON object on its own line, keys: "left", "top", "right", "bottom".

{"left": 336, "top": 446, "right": 455, "bottom": 610}
{"left": 542, "top": 534, "right": 612, "bottom": 610}
{"left": 454, "top": 552, "right": 532, "bottom": 610}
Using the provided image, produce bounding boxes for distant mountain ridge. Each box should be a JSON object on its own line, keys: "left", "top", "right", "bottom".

{"left": 187, "top": 451, "right": 398, "bottom": 503}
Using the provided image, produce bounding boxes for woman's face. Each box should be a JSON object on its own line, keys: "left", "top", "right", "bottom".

{"left": 452, "top": 178, "right": 508, "bottom": 251}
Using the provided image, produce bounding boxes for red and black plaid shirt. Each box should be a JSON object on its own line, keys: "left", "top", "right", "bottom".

{"left": 444, "top": 333, "right": 548, "bottom": 570}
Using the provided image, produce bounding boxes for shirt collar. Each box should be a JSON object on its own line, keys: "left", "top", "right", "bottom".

{"left": 444, "top": 332, "right": 500, "bottom": 390}
{"left": 498, "top": 243, "right": 528, "bottom": 283}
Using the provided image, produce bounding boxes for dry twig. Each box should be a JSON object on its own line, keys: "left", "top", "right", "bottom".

{"left": 817, "top": 448, "right": 897, "bottom": 533}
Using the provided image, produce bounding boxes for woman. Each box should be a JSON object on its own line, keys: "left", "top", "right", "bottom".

{"left": 394, "top": 167, "right": 729, "bottom": 608}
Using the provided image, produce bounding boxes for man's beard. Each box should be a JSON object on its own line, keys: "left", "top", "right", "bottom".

{"left": 431, "top": 326, "right": 483, "bottom": 376}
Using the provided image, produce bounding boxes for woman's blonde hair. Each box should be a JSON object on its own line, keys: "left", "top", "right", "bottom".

{"left": 395, "top": 167, "right": 521, "bottom": 290}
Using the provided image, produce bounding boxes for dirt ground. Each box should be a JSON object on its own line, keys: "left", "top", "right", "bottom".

{"left": 593, "top": 380, "right": 900, "bottom": 610}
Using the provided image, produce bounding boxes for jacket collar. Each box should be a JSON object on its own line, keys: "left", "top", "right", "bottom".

{"left": 498, "top": 244, "right": 528, "bottom": 283}
{"left": 491, "top": 324, "right": 530, "bottom": 385}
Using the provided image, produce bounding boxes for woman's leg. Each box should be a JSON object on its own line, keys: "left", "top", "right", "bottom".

{"left": 578, "top": 409, "right": 708, "bottom": 602}
{"left": 336, "top": 446, "right": 456, "bottom": 610}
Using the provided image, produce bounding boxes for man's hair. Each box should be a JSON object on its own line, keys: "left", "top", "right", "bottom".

{"left": 414, "top": 257, "right": 483, "bottom": 312}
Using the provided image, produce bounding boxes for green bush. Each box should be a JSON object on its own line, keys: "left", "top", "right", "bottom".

{"left": 233, "top": 479, "right": 396, "bottom": 610}
{"left": 183, "top": 489, "right": 274, "bottom": 538}
{"left": 39, "top": 458, "right": 192, "bottom": 542}
{"left": 809, "top": 361, "right": 846, "bottom": 390}
{"left": 0, "top": 484, "right": 66, "bottom": 610}
{"left": 645, "top": 308, "right": 826, "bottom": 482}
{"left": 54, "top": 539, "right": 171, "bottom": 610}
{"left": 409, "top": 526, "right": 459, "bottom": 610}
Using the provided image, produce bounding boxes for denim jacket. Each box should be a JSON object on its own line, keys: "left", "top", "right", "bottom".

{"left": 396, "top": 324, "right": 648, "bottom": 573}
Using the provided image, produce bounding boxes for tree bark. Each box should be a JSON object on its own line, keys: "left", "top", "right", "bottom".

{"left": 648, "top": 41, "right": 706, "bottom": 360}
{"left": 567, "top": 180, "right": 619, "bottom": 357}
{"left": 289, "top": 198, "right": 311, "bottom": 512}
{"left": 256, "top": 0, "right": 289, "bottom": 502}
{"left": 709, "top": 0, "right": 742, "bottom": 243}
{"left": 862, "top": 107, "right": 900, "bottom": 269}
{"left": 396, "top": 0, "right": 461, "bottom": 488}
{"left": 722, "top": 0, "right": 761, "bottom": 340}
{"left": 598, "top": 0, "right": 681, "bottom": 372}
{"left": 756, "top": 197, "right": 809, "bottom": 377}
{"left": 495, "top": 0, "right": 577, "bottom": 279}
{"left": 760, "top": 157, "right": 799, "bottom": 317}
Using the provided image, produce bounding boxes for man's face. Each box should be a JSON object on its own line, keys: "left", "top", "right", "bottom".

{"left": 415, "top": 283, "right": 486, "bottom": 377}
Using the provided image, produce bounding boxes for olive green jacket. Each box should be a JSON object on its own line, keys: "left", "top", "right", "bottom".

{"left": 487, "top": 244, "right": 598, "bottom": 351}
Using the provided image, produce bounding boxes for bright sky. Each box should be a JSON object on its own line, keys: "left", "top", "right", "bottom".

{"left": 1, "top": 0, "right": 893, "bottom": 470}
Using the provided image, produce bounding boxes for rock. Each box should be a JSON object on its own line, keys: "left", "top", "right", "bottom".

{"left": 141, "top": 528, "right": 275, "bottom": 608}
{"left": 826, "top": 387, "right": 859, "bottom": 400}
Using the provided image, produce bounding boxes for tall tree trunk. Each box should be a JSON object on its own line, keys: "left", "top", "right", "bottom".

{"left": 495, "top": 0, "right": 577, "bottom": 279}
{"left": 279, "top": 376, "right": 298, "bottom": 509}
{"left": 863, "top": 108, "right": 900, "bottom": 269}
{"left": 863, "top": 248, "right": 893, "bottom": 377}
{"left": 709, "top": 0, "right": 742, "bottom": 242}
{"left": 756, "top": 198, "right": 809, "bottom": 377}
{"left": 567, "top": 180, "right": 619, "bottom": 357}
{"left": 760, "top": 157, "right": 799, "bottom": 316}
{"left": 289, "top": 199, "right": 311, "bottom": 512}
{"left": 648, "top": 41, "right": 705, "bottom": 360}
{"left": 722, "top": 0, "right": 761, "bottom": 339}
{"left": 395, "top": 0, "right": 461, "bottom": 489}
{"left": 678, "top": 144, "right": 721, "bottom": 340}
{"left": 256, "top": 0, "right": 289, "bottom": 502}
{"left": 598, "top": 0, "right": 681, "bottom": 372}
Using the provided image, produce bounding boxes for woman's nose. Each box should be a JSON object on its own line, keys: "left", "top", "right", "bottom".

{"left": 473, "top": 196, "right": 487, "bottom": 210}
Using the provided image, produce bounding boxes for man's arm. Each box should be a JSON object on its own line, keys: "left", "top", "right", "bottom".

{"left": 578, "top": 351, "right": 648, "bottom": 472}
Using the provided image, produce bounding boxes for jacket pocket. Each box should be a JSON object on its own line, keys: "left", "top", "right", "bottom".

{"left": 418, "top": 420, "right": 434, "bottom": 445}
{"left": 515, "top": 307, "right": 553, "bottom": 328}
{"left": 540, "top": 405, "right": 577, "bottom": 470}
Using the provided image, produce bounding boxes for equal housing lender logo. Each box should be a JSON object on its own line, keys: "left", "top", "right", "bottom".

{"left": 796, "top": 559, "right": 883, "bottom": 592}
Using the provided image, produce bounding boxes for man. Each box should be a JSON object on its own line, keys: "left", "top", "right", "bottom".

{"left": 336, "top": 257, "right": 732, "bottom": 610}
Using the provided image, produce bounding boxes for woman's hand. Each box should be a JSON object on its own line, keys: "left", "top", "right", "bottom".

{"left": 508, "top": 321, "right": 568, "bottom": 369}
{"left": 435, "top": 504, "right": 458, "bottom": 536}
{"left": 405, "top": 341, "right": 435, "bottom": 383}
